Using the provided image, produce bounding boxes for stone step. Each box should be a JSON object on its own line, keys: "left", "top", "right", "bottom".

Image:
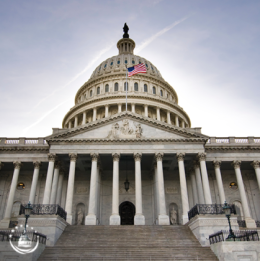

{"left": 38, "top": 225, "right": 218, "bottom": 261}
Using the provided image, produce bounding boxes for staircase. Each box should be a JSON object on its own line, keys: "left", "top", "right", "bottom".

{"left": 38, "top": 225, "right": 218, "bottom": 261}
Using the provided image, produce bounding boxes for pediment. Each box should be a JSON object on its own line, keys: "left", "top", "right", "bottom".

{"left": 47, "top": 112, "right": 208, "bottom": 142}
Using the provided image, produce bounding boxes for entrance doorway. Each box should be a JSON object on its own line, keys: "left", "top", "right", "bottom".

{"left": 119, "top": 201, "right": 135, "bottom": 225}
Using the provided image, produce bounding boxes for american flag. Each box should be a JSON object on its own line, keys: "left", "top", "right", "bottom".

{"left": 127, "top": 63, "right": 147, "bottom": 77}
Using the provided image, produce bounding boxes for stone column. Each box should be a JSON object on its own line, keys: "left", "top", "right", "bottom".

{"left": 213, "top": 161, "right": 226, "bottom": 204}
{"left": 132, "top": 103, "right": 135, "bottom": 113}
{"left": 29, "top": 161, "right": 41, "bottom": 204}
{"left": 68, "top": 121, "right": 72, "bottom": 129}
{"left": 194, "top": 161, "right": 205, "bottom": 204}
{"left": 43, "top": 153, "right": 56, "bottom": 204}
{"left": 86, "top": 153, "right": 99, "bottom": 225}
{"left": 181, "top": 121, "right": 185, "bottom": 128}
{"left": 110, "top": 153, "right": 120, "bottom": 225}
{"left": 144, "top": 105, "right": 148, "bottom": 117}
{"left": 82, "top": 111, "right": 86, "bottom": 125}
{"left": 176, "top": 153, "right": 189, "bottom": 224}
{"left": 251, "top": 161, "right": 260, "bottom": 192}
{"left": 232, "top": 161, "right": 256, "bottom": 228}
{"left": 56, "top": 168, "right": 64, "bottom": 206}
{"left": 118, "top": 103, "right": 122, "bottom": 113}
{"left": 74, "top": 116, "right": 78, "bottom": 127}
{"left": 167, "top": 111, "right": 171, "bottom": 124}
{"left": 1, "top": 161, "right": 22, "bottom": 227}
{"left": 105, "top": 105, "right": 109, "bottom": 117}
{"left": 155, "top": 153, "right": 170, "bottom": 225}
{"left": 190, "top": 168, "right": 199, "bottom": 205}
{"left": 65, "top": 153, "right": 77, "bottom": 225}
{"left": 93, "top": 107, "right": 97, "bottom": 121}
{"left": 197, "top": 153, "right": 212, "bottom": 204}
{"left": 134, "top": 153, "right": 145, "bottom": 225}
{"left": 50, "top": 161, "right": 60, "bottom": 204}
{"left": 156, "top": 107, "right": 160, "bottom": 121}
{"left": 95, "top": 163, "right": 101, "bottom": 223}
{"left": 175, "top": 115, "right": 179, "bottom": 127}
{"left": 153, "top": 163, "right": 159, "bottom": 223}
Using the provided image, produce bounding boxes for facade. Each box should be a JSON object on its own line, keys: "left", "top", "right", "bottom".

{"left": 0, "top": 28, "right": 260, "bottom": 235}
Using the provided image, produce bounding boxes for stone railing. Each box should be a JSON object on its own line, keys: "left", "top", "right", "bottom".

{"left": 0, "top": 138, "right": 48, "bottom": 146}
{"left": 206, "top": 137, "right": 260, "bottom": 145}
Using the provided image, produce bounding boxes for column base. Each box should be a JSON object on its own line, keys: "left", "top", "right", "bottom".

{"left": 158, "top": 214, "right": 170, "bottom": 225}
{"left": 134, "top": 214, "right": 145, "bottom": 225}
{"left": 110, "top": 214, "right": 120, "bottom": 225}
{"left": 182, "top": 214, "right": 189, "bottom": 225}
{"left": 66, "top": 214, "right": 73, "bottom": 225}
{"left": 0, "top": 218, "right": 10, "bottom": 229}
{"left": 85, "top": 214, "right": 97, "bottom": 225}
{"left": 245, "top": 217, "right": 257, "bottom": 228}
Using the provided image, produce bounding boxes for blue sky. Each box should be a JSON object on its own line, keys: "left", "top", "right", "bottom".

{"left": 0, "top": 0, "right": 260, "bottom": 137}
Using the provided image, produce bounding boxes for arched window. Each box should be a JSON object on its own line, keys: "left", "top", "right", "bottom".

{"left": 104, "top": 64, "right": 107, "bottom": 68}
{"left": 124, "top": 82, "right": 128, "bottom": 91}
{"left": 144, "top": 84, "right": 148, "bottom": 92}
{"left": 110, "top": 61, "right": 113, "bottom": 66}
{"left": 134, "top": 82, "right": 138, "bottom": 91}
{"left": 117, "top": 59, "right": 120, "bottom": 64}
{"left": 97, "top": 87, "right": 100, "bottom": 95}
{"left": 153, "top": 86, "right": 156, "bottom": 94}
{"left": 90, "top": 90, "right": 93, "bottom": 97}
{"left": 125, "top": 59, "right": 127, "bottom": 64}
{"left": 160, "top": 90, "right": 163, "bottom": 97}
{"left": 114, "top": 82, "right": 118, "bottom": 92}
{"left": 132, "top": 60, "right": 135, "bottom": 64}
{"left": 105, "top": 84, "right": 109, "bottom": 92}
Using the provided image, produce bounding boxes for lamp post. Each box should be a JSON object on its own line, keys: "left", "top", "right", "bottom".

{"left": 24, "top": 202, "right": 33, "bottom": 234}
{"left": 223, "top": 201, "right": 236, "bottom": 240}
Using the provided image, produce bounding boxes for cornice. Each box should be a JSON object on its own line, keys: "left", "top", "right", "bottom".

{"left": 62, "top": 93, "right": 190, "bottom": 127}
{"left": 53, "top": 112, "right": 206, "bottom": 140}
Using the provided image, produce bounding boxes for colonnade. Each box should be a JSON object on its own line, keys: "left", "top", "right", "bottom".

{"left": 66, "top": 103, "right": 187, "bottom": 129}
{"left": 1, "top": 154, "right": 260, "bottom": 227}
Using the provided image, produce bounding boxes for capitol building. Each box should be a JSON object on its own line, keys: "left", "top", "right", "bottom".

{"left": 0, "top": 26, "right": 260, "bottom": 260}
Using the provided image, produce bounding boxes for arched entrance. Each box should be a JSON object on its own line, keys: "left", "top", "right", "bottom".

{"left": 119, "top": 201, "right": 135, "bottom": 225}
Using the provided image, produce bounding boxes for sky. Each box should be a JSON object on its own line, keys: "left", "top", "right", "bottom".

{"left": 0, "top": 0, "right": 260, "bottom": 138}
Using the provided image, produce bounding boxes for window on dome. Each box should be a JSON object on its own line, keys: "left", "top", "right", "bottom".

{"left": 145, "top": 63, "right": 148, "bottom": 68}
{"left": 160, "top": 90, "right": 163, "bottom": 97}
{"left": 139, "top": 61, "right": 141, "bottom": 64}
{"left": 110, "top": 61, "right": 113, "bottom": 66}
{"left": 134, "top": 82, "right": 138, "bottom": 91}
{"left": 124, "top": 82, "right": 128, "bottom": 91}
{"left": 104, "top": 64, "right": 107, "bottom": 68}
{"left": 132, "top": 60, "right": 135, "bottom": 64}
{"left": 97, "top": 87, "right": 100, "bottom": 95}
{"left": 99, "top": 66, "right": 101, "bottom": 71}
{"left": 105, "top": 84, "right": 109, "bottom": 92}
{"left": 114, "top": 82, "right": 118, "bottom": 92}
{"left": 153, "top": 86, "right": 156, "bottom": 94}
{"left": 125, "top": 59, "right": 127, "bottom": 64}
{"left": 90, "top": 90, "right": 93, "bottom": 97}
{"left": 117, "top": 60, "right": 120, "bottom": 64}
{"left": 144, "top": 84, "right": 148, "bottom": 92}
{"left": 151, "top": 66, "right": 154, "bottom": 71}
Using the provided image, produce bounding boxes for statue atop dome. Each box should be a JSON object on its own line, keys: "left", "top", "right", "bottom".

{"left": 123, "top": 23, "right": 129, "bottom": 38}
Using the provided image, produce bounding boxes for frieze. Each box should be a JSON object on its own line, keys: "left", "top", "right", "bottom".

{"left": 76, "top": 186, "right": 89, "bottom": 194}
{"left": 166, "top": 187, "right": 178, "bottom": 194}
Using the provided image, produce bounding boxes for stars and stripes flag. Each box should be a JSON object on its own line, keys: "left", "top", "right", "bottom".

{"left": 127, "top": 63, "right": 147, "bottom": 77}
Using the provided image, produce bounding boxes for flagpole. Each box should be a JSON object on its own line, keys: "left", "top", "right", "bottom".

{"left": 125, "top": 65, "right": 127, "bottom": 112}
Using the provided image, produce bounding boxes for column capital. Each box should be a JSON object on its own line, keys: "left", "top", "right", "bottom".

{"left": 112, "top": 153, "right": 120, "bottom": 161}
{"left": 197, "top": 153, "right": 207, "bottom": 162}
{"left": 54, "top": 161, "right": 61, "bottom": 169}
{"left": 90, "top": 153, "right": 99, "bottom": 162}
{"left": 193, "top": 160, "right": 200, "bottom": 168}
{"left": 155, "top": 153, "right": 164, "bottom": 162}
{"left": 212, "top": 160, "right": 221, "bottom": 169}
{"left": 48, "top": 153, "right": 56, "bottom": 162}
{"left": 13, "top": 161, "right": 22, "bottom": 169}
{"left": 33, "top": 161, "right": 41, "bottom": 169}
{"left": 176, "top": 153, "right": 185, "bottom": 162}
{"left": 133, "top": 153, "right": 142, "bottom": 161}
{"left": 69, "top": 153, "right": 78, "bottom": 162}
{"left": 251, "top": 160, "right": 260, "bottom": 169}
{"left": 232, "top": 160, "right": 241, "bottom": 169}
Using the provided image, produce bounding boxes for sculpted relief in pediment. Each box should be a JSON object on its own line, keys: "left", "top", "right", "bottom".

{"left": 107, "top": 119, "right": 142, "bottom": 139}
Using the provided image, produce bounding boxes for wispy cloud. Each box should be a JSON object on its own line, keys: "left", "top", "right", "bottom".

{"left": 135, "top": 17, "right": 188, "bottom": 54}
{"left": 23, "top": 99, "right": 70, "bottom": 134}
{"left": 31, "top": 43, "right": 114, "bottom": 110}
